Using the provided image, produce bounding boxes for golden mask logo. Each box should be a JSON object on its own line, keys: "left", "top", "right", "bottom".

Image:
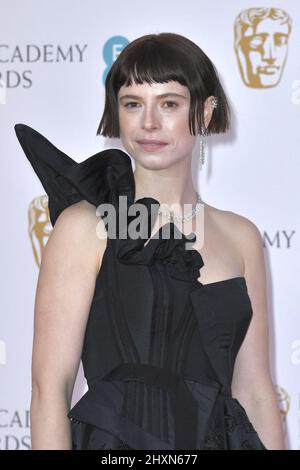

{"left": 234, "top": 7, "right": 292, "bottom": 88}
{"left": 28, "top": 195, "right": 51, "bottom": 267}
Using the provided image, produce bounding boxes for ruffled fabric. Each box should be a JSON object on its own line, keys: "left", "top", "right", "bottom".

{"left": 14, "top": 123, "right": 135, "bottom": 228}
{"left": 116, "top": 219, "right": 204, "bottom": 282}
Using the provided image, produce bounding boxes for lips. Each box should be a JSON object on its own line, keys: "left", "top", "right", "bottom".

{"left": 136, "top": 139, "right": 168, "bottom": 153}
{"left": 138, "top": 142, "right": 168, "bottom": 153}
{"left": 258, "top": 65, "right": 279, "bottom": 75}
{"left": 137, "top": 139, "right": 168, "bottom": 145}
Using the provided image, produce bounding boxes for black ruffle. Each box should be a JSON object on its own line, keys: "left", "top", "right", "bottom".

{"left": 14, "top": 123, "right": 135, "bottom": 227}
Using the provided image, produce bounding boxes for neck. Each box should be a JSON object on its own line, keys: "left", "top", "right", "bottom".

{"left": 133, "top": 159, "right": 199, "bottom": 208}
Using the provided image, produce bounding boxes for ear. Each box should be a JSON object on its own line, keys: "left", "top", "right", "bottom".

{"left": 203, "top": 95, "right": 215, "bottom": 128}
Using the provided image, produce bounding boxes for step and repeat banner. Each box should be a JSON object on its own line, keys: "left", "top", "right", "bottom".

{"left": 0, "top": 0, "right": 299, "bottom": 450}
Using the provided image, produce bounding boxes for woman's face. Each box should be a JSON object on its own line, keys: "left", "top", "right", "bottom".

{"left": 117, "top": 80, "right": 197, "bottom": 170}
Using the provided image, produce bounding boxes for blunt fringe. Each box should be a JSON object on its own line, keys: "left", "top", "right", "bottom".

{"left": 96, "top": 32, "right": 231, "bottom": 137}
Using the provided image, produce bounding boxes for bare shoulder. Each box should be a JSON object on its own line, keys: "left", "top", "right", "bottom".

{"left": 54, "top": 199, "right": 105, "bottom": 235}
{"left": 48, "top": 200, "right": 108, "bottom": 275}
{"left": 204, "top": 202, "right": 263, "bottom": 254}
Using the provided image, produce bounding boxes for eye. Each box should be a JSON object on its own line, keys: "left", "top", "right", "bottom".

{"left": 249, "top": 35, "right": 265, "bottom": 49}
{"left": 163, "top": 101, "right": 178, "bottom": 108}
{"left": 275, "top": 34, "right": 287, "bottom": 46}
{"left": 124, "top": 101, "right": 139, "bottom": 108}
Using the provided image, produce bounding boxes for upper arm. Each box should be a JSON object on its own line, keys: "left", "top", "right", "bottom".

{"left": 231, "top": 215, "right": 273, "bottom": 400}
{"left": 31, "top": 200, "right": 107, "bottom": 405}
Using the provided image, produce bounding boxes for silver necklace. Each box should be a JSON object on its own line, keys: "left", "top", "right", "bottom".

{"left": 157, "top": 192, "right": 203, "bottom": 222}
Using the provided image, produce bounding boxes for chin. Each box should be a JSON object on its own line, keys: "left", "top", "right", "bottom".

{"left": 136, "top": 154, "right": 175, "bottom": 170}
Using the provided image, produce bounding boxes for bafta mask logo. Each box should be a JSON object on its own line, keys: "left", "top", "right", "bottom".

{"left": 28, "top": 195, "right": 52, "bottom": 267}
{"left": 234, "top": 8, "right": 292, "bottom": 88}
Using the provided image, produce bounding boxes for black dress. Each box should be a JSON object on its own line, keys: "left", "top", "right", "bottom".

{"left": 14, "top": 123, "right": 267, "bottom": 450}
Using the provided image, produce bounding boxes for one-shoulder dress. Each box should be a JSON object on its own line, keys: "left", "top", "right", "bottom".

{"left": 14, "top": 123, "right": 267, "bottom": 450}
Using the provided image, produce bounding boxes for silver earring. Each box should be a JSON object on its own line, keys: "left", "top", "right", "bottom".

{"left": 211, "top": 96, "right": 218, "bottom": 109}
{"left": 199, "top": 96, "right": 218, "bottom": 166}
{"left": 199, "top": 124, "right": 208, "bottom": 165}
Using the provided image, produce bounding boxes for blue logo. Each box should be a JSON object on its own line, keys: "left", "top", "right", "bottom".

{"left": 102, "top": 36, "right": 129, "bottom": 84}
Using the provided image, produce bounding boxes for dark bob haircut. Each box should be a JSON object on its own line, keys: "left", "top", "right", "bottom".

{"left": 96, "top": 32, "right": 231, "bottom": 137}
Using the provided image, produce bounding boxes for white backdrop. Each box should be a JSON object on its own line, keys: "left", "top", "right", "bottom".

{"left": 0, "top": 0, "right": 299, "bottom": 450}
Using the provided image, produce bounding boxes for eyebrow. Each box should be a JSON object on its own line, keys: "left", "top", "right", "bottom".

{"left": 118, "top": 92, "right": 188, "bottom": 101}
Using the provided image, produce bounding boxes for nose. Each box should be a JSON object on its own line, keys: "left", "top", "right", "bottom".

{"left": 263, "top": 37, "right": 277, "bottom": 63}
{"left": 141, "top": 105, "right": 161, "bottom": 131}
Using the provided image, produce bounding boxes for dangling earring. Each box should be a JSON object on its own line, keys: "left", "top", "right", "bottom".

{"left": 199, "top": 96, "right": 218, "bottom": 166}
{"left": 199, "top": 124, "right": 208, "bottom": 166}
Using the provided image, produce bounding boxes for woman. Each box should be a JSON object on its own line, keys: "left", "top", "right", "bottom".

{"left": 15, "top": 32, "right": 285, "bottom": 450}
